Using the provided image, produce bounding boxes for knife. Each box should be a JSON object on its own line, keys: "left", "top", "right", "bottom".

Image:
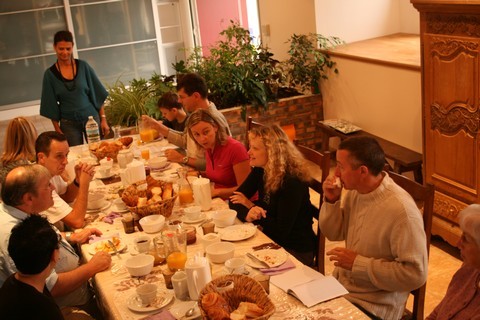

{"left": 246, "top": 252, "right": 269, "bottom": 268}
{"left": 108, "top": 240, "right": 122, "bottom": 259}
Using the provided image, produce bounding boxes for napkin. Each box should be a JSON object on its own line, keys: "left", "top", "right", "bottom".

{"left": 102, "top": 212, "right": 122, "bottom": 224}
{"left": 260, "top": 257, "right": 296, "bottom": 276}
{"left": 88, "top": 232, "right": 120, "bottom": 244}
{"left": 139, "top": 310, "right": 176, "bottom": 320}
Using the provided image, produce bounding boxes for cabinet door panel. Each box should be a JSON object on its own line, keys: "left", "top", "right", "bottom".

{"left": 424, "top": 34, "right": 480, "bottom": 203}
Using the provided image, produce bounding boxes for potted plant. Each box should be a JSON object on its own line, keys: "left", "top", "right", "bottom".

{"left": 173, "top": 21, "right": 296, "bottom": 117}
{"left": 104, "top": 73, "right": 175, "bottom": 128}
{"left": 283, "top": 33, "right": 343, "bottom": 94}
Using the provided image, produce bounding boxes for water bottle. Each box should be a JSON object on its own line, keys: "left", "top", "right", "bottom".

{"left": 85, "top": 116, "right": 100, "bottom": 145}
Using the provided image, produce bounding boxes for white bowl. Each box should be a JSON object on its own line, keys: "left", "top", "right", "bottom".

{"left": 184, "top": 205, "right": 202, "bottom": 220}
{"left": 206, "top": 242, "right": 235, "bottom": 264}
{"left": 87, "top": 193, "right": 106, "bottom": 210}
{"left": 139, "top": 215, "right": 165, "bottom": 234}
{"left": 124, "top": 254, "right": 154, "bottom": 277}
{"left": 148, "top": 157, "right": 168, "bottom": 169}
{"left": 212, "top": 209, "right": 237, "bottom": 227}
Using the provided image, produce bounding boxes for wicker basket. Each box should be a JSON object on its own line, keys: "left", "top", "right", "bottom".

{"left": 198, "top": 274, "right": 275, "bottom": 320}
{"left": 124, "top": 179, "right": 177, "bottom": 219}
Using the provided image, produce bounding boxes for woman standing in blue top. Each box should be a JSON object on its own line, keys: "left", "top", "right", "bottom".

{"left": 40, "top": 30, "right": 109, "bottom": 146}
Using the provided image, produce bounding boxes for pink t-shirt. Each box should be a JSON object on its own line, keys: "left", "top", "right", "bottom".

{"left": 205, "top": 137, "right": 249, "bottom": 189}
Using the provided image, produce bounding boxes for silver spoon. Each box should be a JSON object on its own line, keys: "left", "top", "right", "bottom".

{"left": 183, "top": 301, "right": 197, "bottom": 319}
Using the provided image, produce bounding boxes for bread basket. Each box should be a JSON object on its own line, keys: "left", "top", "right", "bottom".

{"left": 122, "top": 178, "right": 177, "bottom": 219}
{"left": 198, "top": 274, "right": 275, "bottom": 320}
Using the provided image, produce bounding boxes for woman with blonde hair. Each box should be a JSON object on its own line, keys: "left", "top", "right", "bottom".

{"left": 229, "top": 125, "right": 317, "bottom": 265}
{"left": 187, "top": 109, "right": 250, "bottom": 198}
{"left": 0, "top": 117, "right": 37, "bottom": 182}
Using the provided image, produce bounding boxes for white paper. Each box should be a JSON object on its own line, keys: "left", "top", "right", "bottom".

{"left": 271, "top": 266, "right": 348, "bottom": 308}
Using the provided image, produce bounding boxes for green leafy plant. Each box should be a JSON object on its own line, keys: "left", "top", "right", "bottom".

{"left": 284, "top": 33, "right": 344, "bottom": 93}
{"left": 174, "top": 21, "right": 289, "bottom": 116}
{"left": 105, "top": 73, "right": 175, "bottom": 127}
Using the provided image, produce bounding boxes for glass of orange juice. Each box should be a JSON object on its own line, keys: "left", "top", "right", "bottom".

{"left": 162, "top": 230, "right": 187, "bottom": 271}
{"left": 141, "top": 149, "right": 150, "bottom": 161}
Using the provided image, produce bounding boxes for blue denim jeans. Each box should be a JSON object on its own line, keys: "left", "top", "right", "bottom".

{"left": 60, "top": 114, "right": 102, "bottom": 147}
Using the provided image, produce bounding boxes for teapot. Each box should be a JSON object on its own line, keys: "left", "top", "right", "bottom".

{"left": 185, "top": 255, "right": 211, "bottom": 300}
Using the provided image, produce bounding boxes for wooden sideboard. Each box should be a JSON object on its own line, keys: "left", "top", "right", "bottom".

{"left": 412, "top": 0, "right": 480, "bottom": 246}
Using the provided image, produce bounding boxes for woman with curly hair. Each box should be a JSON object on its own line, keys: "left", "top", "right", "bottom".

{"left": 0, "top": 117, "right": 38, "bottom": 182}
{"left": 229, "top": 125, "right": 317, "bottom": 265}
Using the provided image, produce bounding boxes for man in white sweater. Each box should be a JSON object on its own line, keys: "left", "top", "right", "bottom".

{"left": 319, "top": 136, "right": 428, "bottom": 320}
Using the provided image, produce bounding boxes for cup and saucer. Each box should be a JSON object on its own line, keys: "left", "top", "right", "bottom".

{"left": 112, "top": 198, "right": 129, "bottom": 213}
{"left": 182, "top": 206, "right": 206, "bottom": 224}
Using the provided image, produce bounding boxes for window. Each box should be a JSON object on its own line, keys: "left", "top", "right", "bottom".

{"left": 0, "top": 0, "right": 189, "bottom": 111}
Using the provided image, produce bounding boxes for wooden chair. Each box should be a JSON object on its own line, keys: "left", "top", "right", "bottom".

{"left": 387, "top": 171, "right": 434, "bottom": 320}
{"left": 294, "top": 142, "right": 330, "bottom": 274}
{"left": 245, "top": 116, "right": 265, "bottom": 149}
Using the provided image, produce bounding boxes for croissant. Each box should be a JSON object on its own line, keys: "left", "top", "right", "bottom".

{"left": 201, "top": 292, "right": 230, "bottom": 320}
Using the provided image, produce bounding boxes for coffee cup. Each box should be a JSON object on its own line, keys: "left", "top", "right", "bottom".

{"left": 200, "top": 233, "right": 221, "bottom": 252}
{"left": 136, "top": 283, "right": 157, "bottom": 306}
{"left": 134, "top": 235, "right": 151, "bottom": 253}
{"left": 184, "top": 205, "right": 201, "bottom": 221}
{"left": 97, "top": 166, "right": 111, "bottom": 178}
{"left": 225, "top": 257, "right": 246, "bottom": 274}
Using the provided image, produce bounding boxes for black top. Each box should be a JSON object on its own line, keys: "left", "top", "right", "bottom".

{"left": 0, "top": 274, "right": 64, "bottom": 320}
{"left": 163, "top": 118, "right": 187, "bottom": 132}
{"left": 229, "top": 167, "right": 316, "bottom": 252}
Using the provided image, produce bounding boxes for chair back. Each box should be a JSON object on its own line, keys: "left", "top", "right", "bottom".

{"left": 387, "top": 171, "right": 434, "bottom": 320}
{"left": 294, "top": 142, "right": 330, "bottom": 274}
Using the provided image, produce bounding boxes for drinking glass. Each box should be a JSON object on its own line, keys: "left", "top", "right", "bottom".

{"left": 162, "top": 230, "right": 187, "bottom": 271}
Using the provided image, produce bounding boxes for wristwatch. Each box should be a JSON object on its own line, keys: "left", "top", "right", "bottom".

{"left": 182, "top": 156, "right": 189, "bottom": 164}
{"left": 65, "top": 232, "right": 72, "bottom": 242}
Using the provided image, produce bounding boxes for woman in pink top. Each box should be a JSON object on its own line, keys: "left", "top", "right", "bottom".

{"left": 187, "top": 109, "right": 250, "bottom": 199}
{"left": 426, "top": 204, "right": 480, "bottom": 320}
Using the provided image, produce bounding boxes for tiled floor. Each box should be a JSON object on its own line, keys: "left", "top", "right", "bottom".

{"left": 0, "top": 115, "right": 463, "bottom": 317}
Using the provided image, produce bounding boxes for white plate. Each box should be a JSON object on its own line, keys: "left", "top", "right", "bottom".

{"left": 220, "top": 225, "right": 257, "bottom": 241}
{"left": 169, "top": 300, "right": 201, "bottom": 319}
{"left": 150, "top": 163, "right": 171, "bottom": 172}
{"left": 126, "top": 291, "right": 173, "bottom": 313}
{"left": 112, "top": 204, "right": 129, "bottom": 213}
{"left": 88, "top": 238, "right": 126, "bottom": 255}
{"left": 247, "top": 249, "right": 288, "bottom": 268}
{"left": 322, "top": 119, "right": 362, "bottom": 134}
{"left": 94, "top": 172, "right": 115, "bottom": 180}
{"left": 182, "top": 212, "right": 206, "bottom": 224}
{"left": 87, "top": 200, "right": 111, "bottom": 212}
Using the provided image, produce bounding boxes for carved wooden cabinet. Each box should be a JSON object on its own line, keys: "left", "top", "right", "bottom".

{"left": 412, "top": 0, "right": 480, "bottom": 246}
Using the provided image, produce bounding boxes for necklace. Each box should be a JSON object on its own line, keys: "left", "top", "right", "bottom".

{"left": 56, "top": 58, "right": 76, "bottom": 91}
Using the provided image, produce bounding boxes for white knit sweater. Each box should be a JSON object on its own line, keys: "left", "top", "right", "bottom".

{"left": 319, "top": 173, "right": 428, "bottom": 320}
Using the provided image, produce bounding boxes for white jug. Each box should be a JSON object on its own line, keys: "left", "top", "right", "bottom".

{"left": 123, "top": 159, "right": 146, "bottom": 185}
{"left": 185, "top": 255, "right": 211, "bottom": 300}
{"left": 192, "top": 177, "right": 212, "bottom": 211}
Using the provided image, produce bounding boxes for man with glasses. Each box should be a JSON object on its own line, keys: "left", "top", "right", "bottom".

{"left": 320, "top": 137, "right": 428, "bottom": 320}
{"left": 0, "top": 164, "right": 111, "bottom": 317}
{"left": 36, "top": 131, "right": 95, "bottom": 229}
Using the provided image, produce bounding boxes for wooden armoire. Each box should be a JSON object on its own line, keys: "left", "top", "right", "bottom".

{"left": 412, "top": 0, "right": 480, "bottom": 246}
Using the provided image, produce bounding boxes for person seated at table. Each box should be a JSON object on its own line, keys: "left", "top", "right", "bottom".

{"left": 0, "top": 215, "right": 64, "bottom": 319}
{"left": 426, "top": 204, "right": 480, "bottom": 320}
{"left": 0, "top": 117, "right": 37, "bottom": 183}
{"left": 0, "top": 164, "right": 111, "bottom": 317}
{"left": 36, "top": 131, "right": 95, "bottom": 229}
{"left": 229, "top": 125, "right": 317, "bottom": 266}
{"left": 158, "top": 91, "right": 188, "bottom": 132}
{"left": 320, "top": 136, "right": 428, "bottom": 320}
{"left": 187, "top": 109, "right": 250, "bottom": 199}
{"left": 142, "top": 73, "right": 231, "bottom": 170}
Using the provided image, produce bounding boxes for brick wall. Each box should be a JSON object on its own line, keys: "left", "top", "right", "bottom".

{"left": 222, "top": 94, "right": 324, "bottom": 149}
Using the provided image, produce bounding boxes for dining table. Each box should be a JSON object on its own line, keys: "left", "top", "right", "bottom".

{"left": 70, "top": 136, "right": 369, "bottom": 320}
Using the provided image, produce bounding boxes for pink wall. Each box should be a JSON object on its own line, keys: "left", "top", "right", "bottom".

{"left": 196, "top": 0, "right": 249, "bottom": 56}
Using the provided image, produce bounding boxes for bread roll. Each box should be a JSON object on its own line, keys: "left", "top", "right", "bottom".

{"left": 162, "top": 183, "right": 173, "bottom": 199}
{"left": 230, "top": 302, "right": 264, "bottom": 318}
{"left": 201, "top": 292, "right": 230, "bottom": 320}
